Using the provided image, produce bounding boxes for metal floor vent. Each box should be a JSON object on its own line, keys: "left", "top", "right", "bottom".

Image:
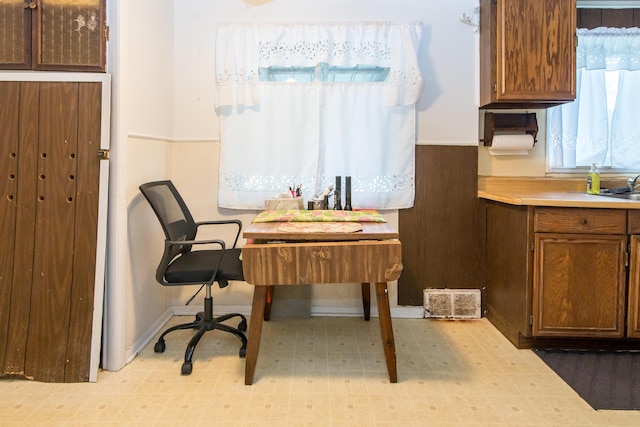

{"left": 423, "top": 289, "right": 481, "bottom": 319}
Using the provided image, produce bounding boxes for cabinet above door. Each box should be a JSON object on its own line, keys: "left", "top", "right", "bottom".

{"left": 479, "top": 0, "right": 577, "bottom": 109}
{"left": 0, "top": 0, "right": 106, "bottom": 72}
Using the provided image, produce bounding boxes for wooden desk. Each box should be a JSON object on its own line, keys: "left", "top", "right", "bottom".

{"left": 241, "top": 220, "right": 402, "bottom": 385}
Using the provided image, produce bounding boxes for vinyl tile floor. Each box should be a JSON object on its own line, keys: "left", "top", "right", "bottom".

{"left": 1, "top": 316, "right": 640, "bottom": 426}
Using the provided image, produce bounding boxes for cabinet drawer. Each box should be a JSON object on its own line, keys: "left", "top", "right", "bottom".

{"left": 534, "top": 207, "right": 626, "bottom": 234}
{"left": 630, "top": 210, "right": 640, "bottom": 234}
{"left": 242, "top": 240, "right": 402, "bottom": 285}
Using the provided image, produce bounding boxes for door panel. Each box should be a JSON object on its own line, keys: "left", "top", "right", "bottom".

{"left": 2, "top": 82, "right": 40, "bottom": 375}
{"left": 26, "top": 82, "right": 80, "bottom": 382}
{"left": 0, "top": 0, "right": 31, "bottom": 69}
{"left": 0, "top": 82, "right": 21, "bottom": 374}
{"left": 0, "top": 80, "right": 104, "bottom": 382}
{"left": 66, "top": 82, "right": 102, "bottom": 381}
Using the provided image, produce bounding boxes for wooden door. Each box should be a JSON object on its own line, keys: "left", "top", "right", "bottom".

{"left": 0, "top": 80, "right": 104, "bottom": 382}
{"left": 532, "top": 233, "right": 627, "bottom": 338}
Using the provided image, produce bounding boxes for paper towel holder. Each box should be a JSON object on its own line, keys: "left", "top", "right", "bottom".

{"left": 482, "top": 112, "right": 538, "bottom": 147}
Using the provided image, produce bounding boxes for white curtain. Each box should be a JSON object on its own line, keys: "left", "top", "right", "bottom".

{"left": 547, "top": 27, "right": 640, "bottom": 170}
{"left": 215, "top": 22, "right": 423, "bottom": 209}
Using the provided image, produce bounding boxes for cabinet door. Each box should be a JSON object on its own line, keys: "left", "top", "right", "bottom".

{"left": 480, "top": 0, "right": 576, "bottom": 108}
{"left": 34, "top": 0, "right": 106, "bottom": 71}
{"left": 533, "top": 233, "right": 627, "bottom": 338}
{"left": 0, "top": 0, "right": 106, "bottom": 71}
{"left": 628, "top": 235, "right": 640, "bottom": 338}
{"left": 0, "top": 0, "right": 32, "bottom": 69}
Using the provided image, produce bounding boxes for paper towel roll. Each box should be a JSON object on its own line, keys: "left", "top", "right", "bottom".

{"left": 488, "top": 134, "right": 535, "bottom": 156}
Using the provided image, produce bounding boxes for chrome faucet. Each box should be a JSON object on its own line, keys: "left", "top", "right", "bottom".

{"left": 628, "top": 174, "right": 640, "bottom": 192}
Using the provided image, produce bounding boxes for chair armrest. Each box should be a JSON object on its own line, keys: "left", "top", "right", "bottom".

{"left": 194, "top": 219, "right": 242, "bottom": 248}
{"left": 166, "top": 238, "right": 226, "bottom": 249}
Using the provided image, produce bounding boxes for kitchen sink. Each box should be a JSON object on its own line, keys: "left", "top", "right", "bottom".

{"left": 599, "top": 192, "right": 640, "bottom": 200}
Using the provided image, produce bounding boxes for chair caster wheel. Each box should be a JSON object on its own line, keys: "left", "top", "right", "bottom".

{"left": 154, "top": 340, "right": 166, "bottom": 353}
{"left": 181, "top": 362, "right": 193, "bottom": 375}
{"left": 239, "top": 347, "right": 246, "bottom": 358}
{"left": 239, "top": 319, "right": 247, "bottom": 332}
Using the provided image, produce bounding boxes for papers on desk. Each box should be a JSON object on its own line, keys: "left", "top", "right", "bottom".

{"left": 252, "top": 209, "right": 386, "bottom": 223}
{"left": 276, "top": 222, "right": 363, "bottom": 233}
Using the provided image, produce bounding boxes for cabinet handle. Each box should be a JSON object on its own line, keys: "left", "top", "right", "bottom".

{"left": 25, "top": 1, "right": 37, "bottom": 9}
{"left": 580, "top": 219, "right": 588, "bottom": 225}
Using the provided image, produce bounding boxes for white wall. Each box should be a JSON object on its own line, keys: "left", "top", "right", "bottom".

{"left": 125, "top": 0, "right": 176, "bottom": 357}
{"left": 167, "top": 0, "right": 481, "bottom": 308}
{"left": 172, "top": 0, "right": 480, "bottom": 144}
{"left": 104, "top": 0, "right": 176, "bottom": 370}
{"left": 107, "top": 0, "right": 484, "bottom": 369}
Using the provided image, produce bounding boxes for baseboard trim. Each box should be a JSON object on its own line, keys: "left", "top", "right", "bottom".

{"left": 124, "top": 308, "right": 174, "bottom": 366}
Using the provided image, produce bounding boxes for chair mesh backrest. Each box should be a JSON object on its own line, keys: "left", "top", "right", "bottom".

{"left": 139, "top": 181, "right": 197, "bottom": 260}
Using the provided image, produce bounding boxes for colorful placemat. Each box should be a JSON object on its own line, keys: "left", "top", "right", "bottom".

{"left": 276, "top": 222, "right": 363, "bottom": 233}
{"left": 252, "top": 209, "right": 386, "bottom": 223}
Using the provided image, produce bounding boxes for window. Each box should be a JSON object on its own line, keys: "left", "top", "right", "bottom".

{"left": 259, "top": 63, "right": 390, "bottom": 83}
{"left": 547, "top": 27, "right": 640, "bottom": 173}
{"left": 215, "top": 22, "right": 423, "bottom": 209}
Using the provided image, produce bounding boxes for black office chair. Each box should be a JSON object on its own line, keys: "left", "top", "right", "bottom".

{"left": 139, "top": 180, "right": 247, "bottom": 375}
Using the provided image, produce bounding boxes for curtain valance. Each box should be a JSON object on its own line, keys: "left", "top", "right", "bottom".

{"left": 215, "top": 22, "right": 424, "bottom": 108}
{"left": 577, "top": 27, "right": 640, "bottom": 71}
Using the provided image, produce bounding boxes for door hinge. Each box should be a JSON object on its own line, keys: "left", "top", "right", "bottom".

{"left": 529, "top": 315, "right": 533, "bottom": 326}
{"left": 625, "top": 250, "right": 629, "bottom": 267}
{"left": 104, "top": 25, "right": 110, "bottom": 42}
{"left": 98, "top": 149, "right": 109, "bottom": 160}
{"left": 530, "top": 241, "right": 535, "bottom": 252}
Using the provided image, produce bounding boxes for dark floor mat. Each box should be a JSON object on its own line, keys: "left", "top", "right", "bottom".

{"left": 535, "top": 349, "right": 640, "bottom": 410}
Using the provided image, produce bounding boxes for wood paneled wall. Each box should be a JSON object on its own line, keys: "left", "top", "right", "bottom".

{"left": 398, "top": 145, "right": 484, "bottom": 306}
{"left": 577, "top": 8, "right": 640, "bottom": 29}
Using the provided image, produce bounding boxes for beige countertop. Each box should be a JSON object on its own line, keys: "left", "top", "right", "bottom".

{"left": 478, "top": 176, "right": 640, "bottom": 209}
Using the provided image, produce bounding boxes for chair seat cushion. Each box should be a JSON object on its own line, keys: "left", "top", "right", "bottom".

{"left": 164, "top": 248, "right": 244, "bottom": 287}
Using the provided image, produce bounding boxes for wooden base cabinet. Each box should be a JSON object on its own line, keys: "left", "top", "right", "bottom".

{"left": 486, "top": 202, "right": 639, "bottom": 348}
{"left": 628, "top": 211, "right": 640, "bottom": 338}
{"left": 533, "top": 233, "right": 627, "bottom": 338}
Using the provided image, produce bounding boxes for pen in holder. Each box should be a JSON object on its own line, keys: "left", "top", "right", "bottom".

{"left": 334, "top": 176, "right": 342, "bottom": 210}
{"left": 344, "top": 176, "right": 352, "bottom": 211}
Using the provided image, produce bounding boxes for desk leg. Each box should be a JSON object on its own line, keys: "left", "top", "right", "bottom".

{"left": 361, "top": 283, "right": 370, "bottom": 321}
{"left": 245, "top": 286, "right": 268, "bottom": 385}
{"left": 375, "top": 282, "right": 397, "bottom": 383}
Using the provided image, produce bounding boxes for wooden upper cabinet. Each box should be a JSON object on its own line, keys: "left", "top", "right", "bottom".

{"left": 0, "top": 0, "right": 106, "bottom": 72}
{"left": 479, "top": 0, "right": 576, "bottom": 109}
